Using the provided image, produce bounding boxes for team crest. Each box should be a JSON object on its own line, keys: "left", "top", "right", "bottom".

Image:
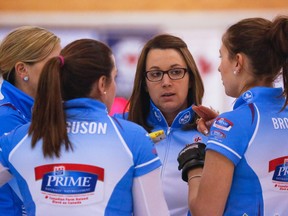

{"left": 179, "top": 111, "right": 191, "bottom": 125}
{"left": 242, "top": 90, "right": 253, "bottom": 102}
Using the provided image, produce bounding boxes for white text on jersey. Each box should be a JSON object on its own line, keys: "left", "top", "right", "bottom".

{"left": 66, "top": 121, "right": 107, "bottom": 134}
{"left": 271, "top": 117, "right": 288, "bottom": 129}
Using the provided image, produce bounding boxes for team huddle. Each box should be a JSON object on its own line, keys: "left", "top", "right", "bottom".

{"left": 0, "top": 14, "right": 288, "bottom": 216}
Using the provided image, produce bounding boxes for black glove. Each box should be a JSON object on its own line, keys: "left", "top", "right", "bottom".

{"left": 177, "top": 142, "right": 206, "bottom": 182}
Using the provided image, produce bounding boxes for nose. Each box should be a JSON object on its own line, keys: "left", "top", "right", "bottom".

{"left": 161, "top": 73, "right": 172, "bottom": 86}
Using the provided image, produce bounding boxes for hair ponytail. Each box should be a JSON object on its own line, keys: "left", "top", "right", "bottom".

{"left": 269, "top": 15, "right": 288, "bottom": 109}
{"left": 29, "top": 56, "right": 72, "bottom": 158}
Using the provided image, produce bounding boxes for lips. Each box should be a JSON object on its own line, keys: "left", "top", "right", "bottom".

{"left": 162, "top": 92, "right": 175, "bottom": 97}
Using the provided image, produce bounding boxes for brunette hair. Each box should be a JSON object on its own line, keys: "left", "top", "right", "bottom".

{"left": 222, "top": 15, "right": 288, "bottom": 108}
{"left": 29, "top": 39, "right": 114, "bottom": 157}
{"left": 127, "top": 34, "right": 204, "bottom": 132}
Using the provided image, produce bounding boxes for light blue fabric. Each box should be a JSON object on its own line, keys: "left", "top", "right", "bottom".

{"left": 0, "top": 80, "right": 33, "bottom": 216}
{"left": 0, "top": 98, "right": 161, "bottom": 215}
{"left": 207, "top": 87, "right": 288, "bottom": 215}
{"left": 116, "top": 100, "right": 208, "bottom": 216}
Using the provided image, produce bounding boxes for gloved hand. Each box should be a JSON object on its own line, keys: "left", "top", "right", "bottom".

{"left": 177, "top": 142, "right": 206, "bottom": 182}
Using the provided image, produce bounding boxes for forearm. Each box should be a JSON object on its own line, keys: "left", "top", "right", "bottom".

{"left": 187, "top": 151, "right": 232, "bottom": 216}
{"left": 187, "top": 168, "right": 203, "bottom": 215}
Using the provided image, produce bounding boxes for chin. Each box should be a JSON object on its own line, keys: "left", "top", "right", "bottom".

{"left": 225, "top": 90, "right": 232, "bottom": 97}
{"left": 225, "top": 91, "right": 237, "bottom": 98}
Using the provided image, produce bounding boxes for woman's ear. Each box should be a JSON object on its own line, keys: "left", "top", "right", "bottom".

{"left": 89, "top": 75, "right": 107, "bottom": 99}
{"left": 235, "top": 53, "right": 244, "bottom": 72}
{"left": 15, "top": 62, "right": 28, "bottom": 80}
{"left": 98, "top": 75, "right": 107, "bottom": 95}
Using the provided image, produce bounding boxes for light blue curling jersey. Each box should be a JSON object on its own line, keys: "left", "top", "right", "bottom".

{"left": 0, "top": 79, "right": 33, "bottom": 216}
{"left": 147, "top": 101, "right": 208, "bottom": 216}
{"left": 207, "top": 87, "right": 288, "bottom": 215}
{"left": 0, "top": 98, "right": 161, "bottom": 216}
{"left": 115, "top": 101, "right": 208, "bottom": 216}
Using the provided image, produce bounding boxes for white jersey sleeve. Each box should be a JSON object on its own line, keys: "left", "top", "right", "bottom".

{"left": 133, "top": 167, "right": 169, "bottom": 216}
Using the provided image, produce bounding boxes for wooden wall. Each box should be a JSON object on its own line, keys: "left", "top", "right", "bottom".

{"left": 1, "top": 0, "right": 288, "bottom": 11}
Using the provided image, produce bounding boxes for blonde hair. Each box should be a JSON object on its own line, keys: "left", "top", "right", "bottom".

{"left": 0, "top": 26, "right": 60, "bottom": 82}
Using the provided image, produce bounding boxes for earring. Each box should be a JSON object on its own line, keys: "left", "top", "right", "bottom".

{"left": 23, "top": 76, "right": 29, "bottom": 81}
{"left": 103, "top": 91, "right": 107, "bottom": 95}
{"left": 233, "top": 70, "right": 238, "bottom": 75}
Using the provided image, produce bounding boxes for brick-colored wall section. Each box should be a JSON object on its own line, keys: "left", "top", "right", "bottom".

{"left": 0, "top": 0, "right": 287, "bottom": 11}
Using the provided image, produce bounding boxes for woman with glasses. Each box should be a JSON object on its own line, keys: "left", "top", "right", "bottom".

{"left": 121, "top": 34, "right": 208, "bottom": 216}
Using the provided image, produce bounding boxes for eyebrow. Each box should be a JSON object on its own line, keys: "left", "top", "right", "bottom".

{"left": 147, "top": 64, "right": 184, "bottom": 71}
{"left": 147, "top": 66, "right": 160, "bottom": 70}
{"left": 170, "top": 64, "right": 183, "bottom": 68}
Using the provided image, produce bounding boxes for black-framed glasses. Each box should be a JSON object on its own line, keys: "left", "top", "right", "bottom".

{"left": 145, "top": 68, "right": 188, "bottom": 82}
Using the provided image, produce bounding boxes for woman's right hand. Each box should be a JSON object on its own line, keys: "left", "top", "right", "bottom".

{"left": 192, "top": 105, "right": 219, "bottom": 135}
